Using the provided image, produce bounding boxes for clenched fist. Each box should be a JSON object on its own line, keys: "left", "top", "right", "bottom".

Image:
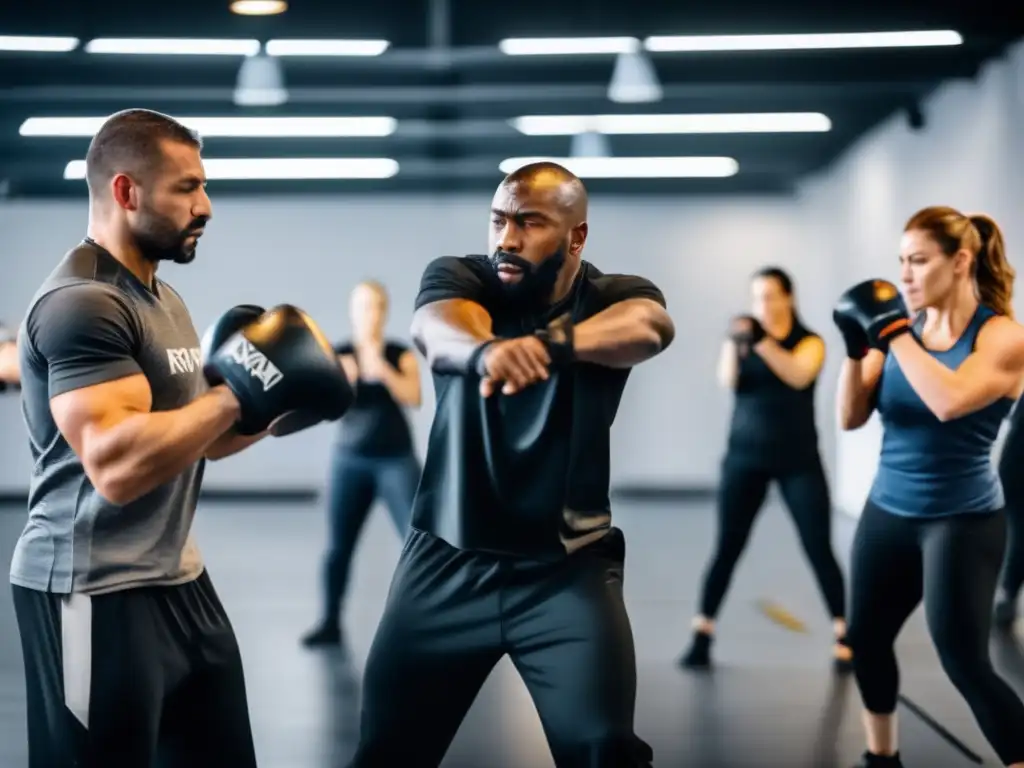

{"left": 478, "top": 337, "right": 551, "bottom": 397}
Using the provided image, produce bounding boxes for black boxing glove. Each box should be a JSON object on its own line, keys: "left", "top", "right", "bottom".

{"left": 729, "top": 315, "right": 766, "bottom": 358}
{"left": 729, "top": 314, "right": 766, "bottom": 346}
{"left": 535, "top": 312, "right": 575, "bottom": 369}
{"left": 832, "top": 310, "right": 871, "bottom": 360}
{"left": 200, "top": 305, "right": 266, "bottom": 385}
{"left": 833, "top": 279, "right": 911, "bottom": 353}
{"left": 203, "top": 304, "right": 355, "bottom": 436}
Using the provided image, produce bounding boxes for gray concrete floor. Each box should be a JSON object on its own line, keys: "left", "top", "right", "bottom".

{"left": 1, "top": 493, "right": 1022, "bottom": 767}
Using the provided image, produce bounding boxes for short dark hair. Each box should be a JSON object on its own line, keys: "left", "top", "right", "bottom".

{"left": 85, "top": 109, "right": 202, "bottom": 196}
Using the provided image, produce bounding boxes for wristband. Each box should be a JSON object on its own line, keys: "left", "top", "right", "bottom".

{"left": 469, "top": 339, "right": 498, "bottom": 377}
{"left": 536, "top": 312, "right": 575, "bottom": 368}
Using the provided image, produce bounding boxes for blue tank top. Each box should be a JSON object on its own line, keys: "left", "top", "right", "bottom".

{"left": 869, "top": 305, "right": 1012, "bottom": 518}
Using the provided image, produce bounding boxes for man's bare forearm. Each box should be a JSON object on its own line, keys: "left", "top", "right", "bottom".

{"left": 573, "top": 300, "right": 675, "bottom": 368}
{"left": 205, "top": 429, "right": 268, "bottom": 461}
{"left": 87, "top": 386, "right": 240, "bottom": 504}
{"left": 411, "top": 300, "right": 495, "bottom": 373}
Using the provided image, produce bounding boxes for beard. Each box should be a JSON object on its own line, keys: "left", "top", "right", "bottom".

{"left": 489, "top": 247, "right": 566, "bottom": 311}
{"left": 132, "top": 207, "right": 207, "bottom": 265}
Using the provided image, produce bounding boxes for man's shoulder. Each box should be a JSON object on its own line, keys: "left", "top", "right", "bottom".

{"left": 423, "top": 254, "right": 491, "bottom": 277}
{"left": 581, "top": 263, "right": 665, "bottom": 306}
{"left": 31, "top": 242, "right": 136, "bottom": 311}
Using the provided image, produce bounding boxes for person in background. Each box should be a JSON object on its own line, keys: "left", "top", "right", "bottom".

{"left": 679, "top": 267, "right": 849, "bottom": 671}
{"left": 834, "top": 206, "right": 1024, "bottom": 768}
{"left": 0, "top": 320, "right": 19, "bottom": 389}
{"left": 994, "top": 395, "right": 1024, "bottom": 628}
{"left": 302, "top": 280, "right": 422, "bottom": 651}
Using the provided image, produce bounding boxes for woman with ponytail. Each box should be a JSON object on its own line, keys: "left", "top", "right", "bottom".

{"left": 833, "top": 206, "right": 1024, "bottom": 767}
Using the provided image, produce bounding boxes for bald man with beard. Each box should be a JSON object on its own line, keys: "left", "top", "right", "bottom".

{"left": 347, "top": 162, "right": 676, "bottom": 768}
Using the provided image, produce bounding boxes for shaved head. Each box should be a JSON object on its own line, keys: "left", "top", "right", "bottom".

{"left": 488, "top": 162, "right": 589, "bottom": 310}
{"left": 501, "top": 162, "right": 588, "bottom": 223}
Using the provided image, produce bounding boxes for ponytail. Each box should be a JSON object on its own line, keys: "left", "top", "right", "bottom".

{"left": 970, "top": 214, "right": 1015, "bottom": 319}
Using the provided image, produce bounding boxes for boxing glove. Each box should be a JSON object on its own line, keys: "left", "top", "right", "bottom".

{"left": 200, "top": 305, "right": 266, "bottom": 385}
{"left": 833, "top": 311, "right": 871, "bottom": 360}
{"left": 832, "top": 279, "right": 911, "bottom": 353}
{"left": 729, "top": 314, "right": 765, "bottom": 346}
{"left": 203, "top": 304, "right": 355, "bottom": 436}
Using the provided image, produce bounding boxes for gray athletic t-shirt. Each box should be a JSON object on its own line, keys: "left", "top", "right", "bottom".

{"left": 10, "top": 240, "right": 207, "bottom": 595}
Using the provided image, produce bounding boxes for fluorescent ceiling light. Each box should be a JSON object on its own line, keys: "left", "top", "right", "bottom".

{"left": 0, "top": 35, "right": 79, "bottom": 52}
{"left": 511, "top": 112, "right": 832, "bottom": 135}
{"left": 230, "top": 0, "right": 288, "bottom": 14}
{"left": 498, "top": 37, "right": 639, "bottom": 55}
{"left": 84, "top": 38, "right": 261, "bottom": 56}
{"left": 644, "top": 30, "right": 962, "bottom": 52}
{"left": 64, "top": 158, "right": 399, "bottom": 180}
{"left": 22, "top": 116, "right": 397, "bottom": 138}
{"left": 265, "top": 39, "right": 390, "bottom": 56}
{"left": 498, "top": 156, "right": 739, "bottom": 178}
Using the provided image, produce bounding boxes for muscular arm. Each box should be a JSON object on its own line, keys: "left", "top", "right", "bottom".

{"left": 889, "top": 318, "right": 1024, "bottom": 422}
{"left": 753, "top": 335, "right": 825, "bottom": 390}
{"left": 205, "top": 429, "right": 267, "bottom": 461}
{"left": 573, "top": 298, "right": 675, "bottom": 368}
{"left": 410, "top": 257, "right": 496, "bottom": 373}
{"left": 33, "top": 284, "right": 241, "bottom": 504}
{"left": 572, "top": 276, "right": 674, "bottom": 368}
{"left": 52, "top": 377, "right": 240, "bottom": 503}
{"left": 837, "top": 351, "right": 885, "bottom": 430}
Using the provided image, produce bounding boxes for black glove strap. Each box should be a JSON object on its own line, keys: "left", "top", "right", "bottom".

{"left": 469, "top": 339, "right": 498, "bottom": 377}
{"left": 536, "top": 312, "right": 575, "bottom": 368}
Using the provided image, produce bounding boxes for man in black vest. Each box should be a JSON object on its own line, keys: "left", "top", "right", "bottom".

{"left": 348, "top": 162, "right": 675, "bottom": 767}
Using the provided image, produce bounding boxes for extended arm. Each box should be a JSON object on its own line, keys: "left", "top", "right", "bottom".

{"left": 410, "top": 256, "right": 495, "bottom": 372}
{"left": 572, "top": 276, "right": 674, "bottom": 368}
{"left": 889, "top": 319, "right": 1024, "bottom": 422}
{"left": 411, "top": 299, "right": 494, "bottom": 372}
{"left": 573, "top": 298, "right": 674, "bottom": 368}
{"left": 753, "top": 335, "right": 825, "bottom": 390}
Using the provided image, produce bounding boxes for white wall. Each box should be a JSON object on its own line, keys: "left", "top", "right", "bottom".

{"left": 0, "top": 193, "right": 838, "bottom": 494}
{"left": 797, "top": 40, "right": 1024, "bottom": 516}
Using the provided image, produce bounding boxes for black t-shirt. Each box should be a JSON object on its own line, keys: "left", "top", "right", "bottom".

{"left": 411, "top": 254, "right": 666, "bottom": 560}
{"left": 332, "top": 340, "right": 416, "bottom": 458}
{"left": 726, "top": 319, "right": 821, "bottom": 470}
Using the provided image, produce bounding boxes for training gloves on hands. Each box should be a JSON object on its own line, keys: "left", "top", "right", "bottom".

{"left": 729, "top": 315, "right": 766, "bottom": 348}
{"left": 832, "top": 279, "right": 912, "bottom": 359}
{"left": 202, "top": 304, "right": 355, "bottom": 436}
{"left": 200, "top": 305, "right": 266, "bottom": 383}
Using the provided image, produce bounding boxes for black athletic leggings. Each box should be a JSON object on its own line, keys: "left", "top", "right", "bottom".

{"left": 846, "top": 501, "right": 1024, "bottom": 765}
{"left": 696, "top": 457, "right": 846, "bottom": 619}
{"left": 998, "top": 424, "right": 1024, "bottom": 598}
{"left": 318, "top": 449, "right": 420, "bottom": 626}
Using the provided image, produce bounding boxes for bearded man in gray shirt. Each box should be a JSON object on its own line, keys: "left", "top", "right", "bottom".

{"left": 11, "top": 108, "right": 353, "bottom": 768}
